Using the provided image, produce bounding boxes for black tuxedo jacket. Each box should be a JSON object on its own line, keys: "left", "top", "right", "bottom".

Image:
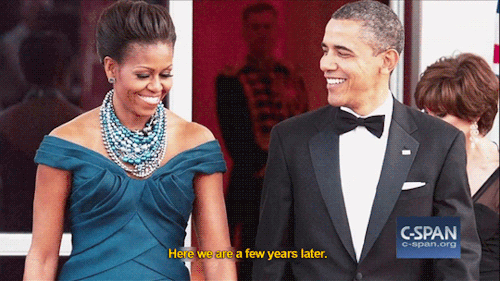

{"left": 253, "top": 99, "right": 481, "bottom": 281}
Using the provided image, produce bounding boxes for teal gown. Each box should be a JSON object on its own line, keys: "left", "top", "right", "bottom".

{"left": 34, "top": 136, "right": 227, "bottom": 280}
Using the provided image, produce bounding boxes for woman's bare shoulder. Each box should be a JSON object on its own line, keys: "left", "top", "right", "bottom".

{"left": 49, "top": 108, "right": 101, "bottom": 147}
{"left": 166, "top": 109, "right": 216, "bottom": 151}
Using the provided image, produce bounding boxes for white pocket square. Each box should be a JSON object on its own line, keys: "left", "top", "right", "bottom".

{"left": 402, "top": 182, "right": 426, "bottom": 190}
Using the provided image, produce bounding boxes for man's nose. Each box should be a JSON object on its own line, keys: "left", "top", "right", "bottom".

{"left": 320, "top": 53, "right": 338, "bottom": 72}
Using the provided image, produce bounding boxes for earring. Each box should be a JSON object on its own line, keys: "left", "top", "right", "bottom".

{"left": 470, "top": 122, "right": 479, "bottom": 149}
{"left": 108, "top": 77, "right": 115, "bottom": 84}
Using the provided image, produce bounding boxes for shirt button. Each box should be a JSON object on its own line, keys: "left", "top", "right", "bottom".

{"left": 355, "top": 272, "right": 363, "bottom": 280}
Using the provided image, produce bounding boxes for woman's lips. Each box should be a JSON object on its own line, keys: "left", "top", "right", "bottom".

{"left": 138, "top": 94, "right": 160, "bottom": 105}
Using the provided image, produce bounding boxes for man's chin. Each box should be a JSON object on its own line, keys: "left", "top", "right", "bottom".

{"left": 327, "top": 94, "right": 345, "bottom": 108}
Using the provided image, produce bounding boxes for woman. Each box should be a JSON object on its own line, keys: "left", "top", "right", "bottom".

{"left": 415, "top": 53, "right": 499, "bottom": 280}
{"left": 24, "top": 1, "right": 236, "bottom": 280}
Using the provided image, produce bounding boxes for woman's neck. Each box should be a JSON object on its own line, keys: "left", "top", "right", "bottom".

{"left": 111, "top": 93, "right": 153, "bottom": 131}
{"left": 115, "top": 110, "right": 151, "bottom": 131}
{"left": 466, "top": 136, "right": 498, "bottom": 164}
{"left": 466, "top": 136, "right": 499, "bottom": 195}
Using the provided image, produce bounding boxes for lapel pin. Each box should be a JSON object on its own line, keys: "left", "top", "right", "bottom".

{"left": 402, "top": 149, "right": 411, "bottom": 155}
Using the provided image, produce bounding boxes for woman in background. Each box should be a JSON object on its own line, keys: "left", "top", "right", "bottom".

{"left": 24, "top": 1, "right": 236, "bottom": 280}
{"left": 415, "top": 53, "right": 499, "bottom": 281}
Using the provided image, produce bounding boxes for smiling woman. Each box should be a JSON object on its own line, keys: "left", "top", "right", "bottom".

{"left": 23, "top": 1, "right": 236, "bottom": 280}
{"left": 104, "top": 43, "right": 174, "bottom": 127}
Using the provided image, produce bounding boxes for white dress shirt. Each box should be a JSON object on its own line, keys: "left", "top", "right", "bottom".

{"left": 339, "top": 92, "right": 393, "bottom": 261}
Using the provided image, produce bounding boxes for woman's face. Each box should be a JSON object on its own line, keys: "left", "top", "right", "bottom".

{"left": 426, "top": 110, "right": 473, "bottom": 136}
{"left": 105, "top": 42, "right": 173, "bottom": 121}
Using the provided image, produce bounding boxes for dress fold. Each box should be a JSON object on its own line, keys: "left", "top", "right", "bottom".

{"left": 34, "top": 136, "right": 227, "bottom": 280}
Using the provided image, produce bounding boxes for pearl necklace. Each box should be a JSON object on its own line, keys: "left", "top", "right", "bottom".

{"left": 100, "top": 89, "right": 167, "bottom": 178}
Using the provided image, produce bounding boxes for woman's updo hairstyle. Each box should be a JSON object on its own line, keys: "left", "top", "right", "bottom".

{"left": 96, "top": 0, "right": 176, "bottom": 64}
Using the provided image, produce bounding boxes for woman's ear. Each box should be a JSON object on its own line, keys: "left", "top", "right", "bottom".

{"left": 380, "top": 49, "right": 399, "bottom": 75}
{"left": 103, "top": 56, "right": 118, "bottom": 81}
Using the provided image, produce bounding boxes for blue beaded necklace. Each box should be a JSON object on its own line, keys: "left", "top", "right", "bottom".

{"left": 100, "top": 89, "right": 167, "bottom": 178}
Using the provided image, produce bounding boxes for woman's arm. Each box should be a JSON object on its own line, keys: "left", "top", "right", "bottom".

{"left": 192, "top": 172, "right": 237, "bottom": 280}
{"left": 24, "top": 164, "right": 71, "bottom": 280}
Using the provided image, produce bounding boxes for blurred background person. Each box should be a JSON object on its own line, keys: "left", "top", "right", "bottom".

{"left": 44, "top": 10, "right": 82, "bottom": 107}
{"left": 0, "top": 0, "right": 82, "bottom": 110}
{"left": 0, "top": 31, "right": 81, "bottom": 279}
{"left": 415, "top": 53, "right": 499, "bottom": 281}
{"left": 0, "top": 0, "right": 53, "bottom": 110}
{"left": 216, "top": 2, "right": 308, "bottom": 279}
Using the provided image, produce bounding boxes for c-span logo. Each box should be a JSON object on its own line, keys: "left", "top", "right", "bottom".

{"left": 396, "top": 217, "right": 460, "bottom": 259}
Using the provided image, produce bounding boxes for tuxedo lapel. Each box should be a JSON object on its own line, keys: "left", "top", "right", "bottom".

{"left": 309, "top": 107, "right": 356, "bottom": 261}
{"left": 359, "top": 100, "right": 419, "bottom": 262}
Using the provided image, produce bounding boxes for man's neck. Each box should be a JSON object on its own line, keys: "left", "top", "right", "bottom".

{"left": 247, "top": 52, "right": 275, "bottom": 68}
{"left": 346, "top": 89, "right": 391, "bottom": 117}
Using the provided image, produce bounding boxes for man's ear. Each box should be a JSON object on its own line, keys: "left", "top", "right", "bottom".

{"left": 103, "top": 56, "right": 118, "bottom": 80}
{"left": 380, "top": 49, "right": 399, "bottom": 75}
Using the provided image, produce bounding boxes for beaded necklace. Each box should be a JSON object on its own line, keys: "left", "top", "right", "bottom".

{"left": 100, "top": 89, "right": 167, "bottom": 178}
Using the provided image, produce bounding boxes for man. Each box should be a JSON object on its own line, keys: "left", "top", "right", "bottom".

{"left": 217, "top": 3, "right": 308, "bottom": 280}
{"left": 253, "top": 1, "right": 480, "bottom": 280}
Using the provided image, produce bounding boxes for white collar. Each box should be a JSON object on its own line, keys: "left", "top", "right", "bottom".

{"left": 340, "top": 91, "right": 394, "bottom": 138}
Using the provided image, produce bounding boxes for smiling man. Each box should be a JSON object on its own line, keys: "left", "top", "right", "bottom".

{"left": 253, "top": 1, "right": 480, "bottom": 280}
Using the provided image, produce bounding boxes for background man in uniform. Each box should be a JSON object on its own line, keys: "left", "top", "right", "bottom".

{"left": 216, "top": 3, "right": 308, "bottom": 279}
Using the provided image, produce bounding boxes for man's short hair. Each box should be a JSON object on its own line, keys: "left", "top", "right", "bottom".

{"left": 332, "top": 0, "right": 404, "bottom": 55}
{"left": 242, "top": 2, "right": 277, "bottom": 22}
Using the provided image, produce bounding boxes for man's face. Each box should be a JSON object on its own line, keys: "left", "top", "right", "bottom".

{"left": 320, "top": 19, "right": 387, "bottom": 113}
{"left": 243, "top": 11, "right": 277, "bottom": 57}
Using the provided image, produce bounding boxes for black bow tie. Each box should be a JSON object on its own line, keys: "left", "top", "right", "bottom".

{"left": 335, "top": 109, "right": 385, "bottom": 138}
